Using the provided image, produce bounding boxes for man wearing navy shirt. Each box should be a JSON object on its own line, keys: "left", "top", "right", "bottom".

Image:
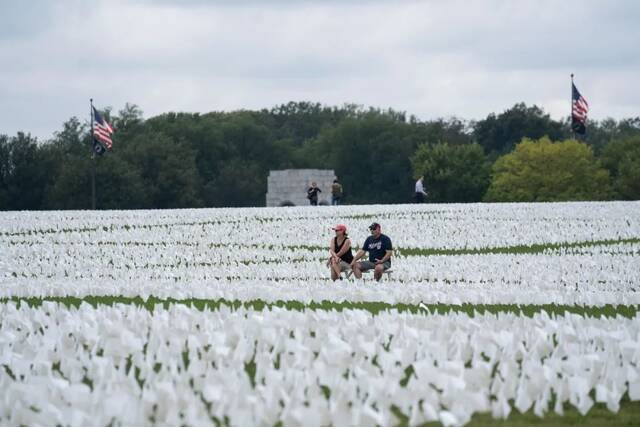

{"left": 350, "top": 222, "right": 393, "bottom": 281}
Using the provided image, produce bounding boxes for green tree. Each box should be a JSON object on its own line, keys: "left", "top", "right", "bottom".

{"left": 0, "top": 135, "right": 10, "bottom": 208}
{"left": 142, "top": 110, "right": 289, "bottom": 207}
{"left": 94, "top": 155, "right": 150, "bottom": 209}
{"left": 411, "top": 142, "right": 490, "bottom": 202}
{"left": 266, "top": 101, "right": 355, "bottom": 146}
{"left": 51, "top": 117, "right": 87, "bottom": 154}
{"left": 205, "top": 158, "right": 265, "bottom": 207}
{"left": 586, "top": 117, "right": 640, "bottom": 154}
{"left": 125, "top": 132, "right": 203, "bottom": 209}
{"left": 0, "top": 132, "right": 50, "bottom": 210}
{"left": 6, "top": 101, "right": 638, "bottom": 210}
{"left": 302, "top": 112, "right": 421, "bottom": 204}
{"left": 485, "top": 137, "right": 612, "bottom": 202}
{"left": 418, "top": 118, "right": 472, "bottom": 146}
{"left": 43, "top": 118, "right": 94, "bottom": 210}
{"left": 601, "top": 135, "right": 640, "bottom": 200}
{"left": 473, "top": 103, "right": 568, "bottom": 154}
{"left": 45, "top": 155, "right": 92, "bottom": 210}
{"left": 112, "top": 103, "right": 144, "bottom": 133}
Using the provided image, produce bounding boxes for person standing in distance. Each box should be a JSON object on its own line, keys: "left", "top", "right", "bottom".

{"left": 415, "top": 176, "right": 428, "bottom": 203}
{"left": 307, "top": 182, "right": 321, "bottom": 206}
{"left": 331, "top": 179, "right": 343, "bottom": 206}
{"left": 350, "top": 222, "right": 393, "bottom": 281}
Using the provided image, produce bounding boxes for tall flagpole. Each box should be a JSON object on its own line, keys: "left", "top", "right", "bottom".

{"left": 90, "top": 99, "right": 96, "bottom": 210}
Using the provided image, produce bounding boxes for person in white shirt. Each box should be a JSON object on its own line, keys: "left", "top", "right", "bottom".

{"left": 415, "top": 176, "right": 428, "bottom": 203}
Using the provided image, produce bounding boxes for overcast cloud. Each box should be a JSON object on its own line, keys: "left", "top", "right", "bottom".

{"left": 0, "top": 0, "right": 638, "bottom": 140}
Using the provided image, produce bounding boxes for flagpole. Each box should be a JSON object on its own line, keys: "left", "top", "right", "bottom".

{"left": 90, "top": 98, "right": 96, "bottom": 210}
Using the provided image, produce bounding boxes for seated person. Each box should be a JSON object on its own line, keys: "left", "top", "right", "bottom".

{"left": 350, "top": 222, "right": 393, "bottom": 281}
{"left": 328, "top": 224, "right": 353, "bottom": 281}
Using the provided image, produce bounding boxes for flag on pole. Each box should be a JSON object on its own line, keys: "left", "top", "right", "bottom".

{"left": 92, "top": 106, "right": 114, "bottom": 154}
{"left": 93, "top": 139, "right": 106, "bottom": 155}
{"left": 571, "top": 82, "right": 588, "bottom": 135}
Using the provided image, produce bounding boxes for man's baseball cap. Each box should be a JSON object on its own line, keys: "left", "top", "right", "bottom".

{"left": 368, "top": 222, "right": 381, "bottom": 230}
{"left": 332, "top": 224, "right": 347, "bottom": 232}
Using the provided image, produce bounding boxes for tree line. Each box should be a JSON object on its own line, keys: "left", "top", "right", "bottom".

{"left": 1, "top": 101, "right": 638, "bottom": 210}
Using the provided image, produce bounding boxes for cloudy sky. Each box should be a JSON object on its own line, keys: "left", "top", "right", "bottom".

{"left": 1, "top": 0, "right": 638, "bottom": 140}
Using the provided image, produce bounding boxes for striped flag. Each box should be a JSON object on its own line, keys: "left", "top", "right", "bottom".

{"left": 92, "top": 106, "right": 114, "bottom": 151}
{"left": 571, "top": 82, "right": 588, "bottom": 135}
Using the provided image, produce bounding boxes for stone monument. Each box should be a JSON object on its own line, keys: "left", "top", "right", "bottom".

{"left": 266, "top": 169, "right": 336, "bottom": 207}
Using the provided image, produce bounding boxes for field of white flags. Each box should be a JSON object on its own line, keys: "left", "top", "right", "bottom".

{"left": 1, "top": 201, "right": 639, "bottom": 426}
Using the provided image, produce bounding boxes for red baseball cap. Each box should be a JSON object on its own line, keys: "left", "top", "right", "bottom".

{"left": 332, "top": 224, "right": 347, "bottom": 232}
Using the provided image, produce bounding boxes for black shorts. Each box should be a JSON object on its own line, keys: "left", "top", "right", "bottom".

{"left": 358, "top": 260, "right": 391, "bottom": 271}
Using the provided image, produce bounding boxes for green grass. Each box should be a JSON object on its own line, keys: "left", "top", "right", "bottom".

{"left": 4, "top": 235, "right": 639, "bottom": 259}
{"left": 280, "top": 236, "right": 639, "bottom": 257}
{"left": 2, "top": 296, "right": 638, "bottom": 318}
{"left": 395, "top": 237, "right": 640, "bottom": 257}
{"left": 390, "top": 399, "right": 640, "bottom": 426}
{"left": 466, "top": 400, "right": 640, "bottom": 426}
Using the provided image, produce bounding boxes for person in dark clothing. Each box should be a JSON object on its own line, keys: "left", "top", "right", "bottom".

{"left": 307, "top": 182, "right": 321, "bottom": 206}
{"left": 328, "top": 224, "right": 353, "bottom": 281}
{"left": 331, "top": 179, "right": 343, "bottom": 206}
{"left": 350, "top": 222, "right": 393, "bottom": 281}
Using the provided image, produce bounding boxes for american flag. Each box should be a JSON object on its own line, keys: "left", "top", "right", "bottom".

{"left": 92, "top": 106, "right": 114, "bottom": 150}
{"left": 571, "top": 82, "right": 588, "bottom": 135}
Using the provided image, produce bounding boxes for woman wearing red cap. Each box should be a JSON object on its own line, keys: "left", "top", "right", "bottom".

{"left": 328, "top": 224, "right": 353, "bottom": 281}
